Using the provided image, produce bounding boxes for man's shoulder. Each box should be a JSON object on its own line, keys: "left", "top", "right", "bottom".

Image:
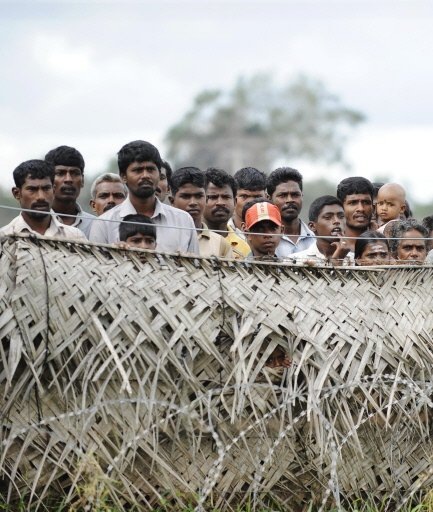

{"left": 97, "top": 202, "right": 125, "bottom": 220}
{"left": 59, "top": 224, "right": 88, "bottom": 240}
{"left": 160, "top": 203, "right": 195, "bottom": 224}
{"left": 78, "top": 209, "right": 97, "bottom": 220}
{"left": 289, "top": 243, "right": 321, "bottom": 260}
{"left": 299, "top": 220, "right": 315, "bottom": 237}
{"left": 0, "top": 217, "right": 19, "bottom": 236}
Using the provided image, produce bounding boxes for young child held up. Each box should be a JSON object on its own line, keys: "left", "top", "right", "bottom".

{"left": 376, "top": 183, "right": 407, "bottom": 233}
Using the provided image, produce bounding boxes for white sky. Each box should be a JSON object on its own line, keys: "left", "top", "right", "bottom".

{"left": 1, "top": 0, "right": 433, "bottom": 203}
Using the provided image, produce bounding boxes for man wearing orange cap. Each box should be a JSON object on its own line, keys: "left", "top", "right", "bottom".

{"left": 241, "top": 199, "right": 283, "bottom": 260}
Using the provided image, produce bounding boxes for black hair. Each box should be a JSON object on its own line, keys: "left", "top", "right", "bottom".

{"left": 234, "top": 167, "right": 266, "bottom": 192}
{"left": 404, "top": 200, "right": 413, "bottom": 219}
{"left": 422, "top": 215, "right": 433, "bottom": 233}
{"left": 117, "top": 141, "right": 163, "bottom": 175}
{"left": 170, "top": 167, "right": 204, "bottom": 197}
{"left": 389, "top": 219, "right": 428, "bottom": 255}
{"left": 266, "top": 167, "right": 303, "bottom": 197}
{"left": 336, "top": 177, "right": 374, "bottom": 203}
{"left": 354, "top": 231, "right": 389, "bottom": 260}
{"left": 13, "top": 159, "right": 55, "bottom": 188}
{"left": 241, "top": 197, "right": 272, "bottom": 222}
{"left": 161, "top": 160, "right": 173, "bottom": 187}
{"left": 308, "top": 195, "right": 343, "bottom": 222}
{"left": 204, "top": 167, "right": 237, "bottom": 197}
{"left": 44, "top": 145, "right": 85, "bottom": 172}
{"left": 119, "top": 214, "right": 157, "bottom": 242}
{"left": 372, "top": 182, "right": 385, "bottom": 198}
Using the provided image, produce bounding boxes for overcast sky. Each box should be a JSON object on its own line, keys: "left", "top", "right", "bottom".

{"left": 1, "top": 0, "right": 433, "bottom": 203}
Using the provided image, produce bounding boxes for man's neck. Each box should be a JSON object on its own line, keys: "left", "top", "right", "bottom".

{"left": 344, "top": 225, "right": 364, "bottom": 251}
{"left": 232, "top": 213, "right": 242, "bottom": 230}
{"left": 52, "top": 199, "right": 79, "bottom": 226}
{"left": 129, "top": 194, "right": 157, "bottom": 217}
{"left": 22, "top": 213, "right": 51, "bottom": 235}
{"left": 283, "top": 218, "right": 301, "bottom": 242}
{"left": 316, "top": 238, "right": 334, "bottom": 258}
{"left": 205, "top": 220, "right": 228, "bottom": 236}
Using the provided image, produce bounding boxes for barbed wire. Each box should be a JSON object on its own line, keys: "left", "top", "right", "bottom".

{"left": 1, "top": 203, "right": 431, "bottom": 241}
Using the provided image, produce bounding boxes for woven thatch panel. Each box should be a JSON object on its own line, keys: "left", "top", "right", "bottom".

{"left": 0, "top": 235, "right": 433, "bottom": 510}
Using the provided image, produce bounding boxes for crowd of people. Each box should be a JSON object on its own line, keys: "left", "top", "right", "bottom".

{"left": 1, "top": 139, "right": 432, "bottom": 267}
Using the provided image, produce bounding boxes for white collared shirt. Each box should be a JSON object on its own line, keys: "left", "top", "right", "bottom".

{"left": 275, "top": 220, "right": 315, "bottom": 258}
{"left": 54, "top": 203, "right": 96, "bottom": 238}
{"left": 0, "top": 212, "right": 87, "bottom": 240}
{"left": 287, "top": 241, "right": 354, "bottom": 266}
{"left": 89, "top": 196, "right": 199, "bottom": 254}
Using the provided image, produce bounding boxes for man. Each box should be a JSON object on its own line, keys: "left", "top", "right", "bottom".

{"left": 156, "top": 160, "right": 172, "bottom": 203}
{"left": 389, "top": 220, "right": 428, "bottom": 264}
{"left": 266, "top": 167, "right": 314, "bottom": 258}
{"left": 241, "top": 199, "right": 282, "bottom": 260}
{"left": 169, "top": 166, "right": 232, "bottom": 258}
{"left": 289, "top": 195, "right": 352, "bottom": 266}
{"left": 89, "top": 173, "right": 127, "bottom": 216}
{"left": 203, "top": 168, "right": 250, "bottom": 259}
{"left": 228, "top": 167, "right": 267, "bottom": 239}
{"left": 89, "top": 140, "right": 199, "bottom": 254}
{"left": 0, "top": 159, "right": 86, "bottom": 240}
{"left": 336, "top": 177, "right": 374, "bottom": 252}
{"left": 45, "top": 145, "right": 96, "bottom": 238}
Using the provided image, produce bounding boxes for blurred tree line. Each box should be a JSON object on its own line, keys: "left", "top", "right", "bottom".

{"left": 0, "top": 73, "right": 432, "bottom": 226}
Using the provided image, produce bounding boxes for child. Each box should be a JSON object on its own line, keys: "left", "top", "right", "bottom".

{"left": 376, "top": 183, "right": 406, "bottom": 232}
{"left": 118, "top": 214, "right": 157, "bottom": 250}
{"left": 241, "top": 199, "right": 283, "bottom": 259}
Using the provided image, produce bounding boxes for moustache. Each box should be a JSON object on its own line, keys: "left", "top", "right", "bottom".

{"left": 282, "top": 203, "right": 299, "bottom": 211}
{"left": 138, "top": 180, "right": 155, "bottom": 187}
{"left": 31, "top": 202, "right": 50, "bottom": 209}
{"left": 212, "top": 206, "right": 231, "bottom": 214}
{"left": 60, "top": 186, "right": 77, "bottom": 193}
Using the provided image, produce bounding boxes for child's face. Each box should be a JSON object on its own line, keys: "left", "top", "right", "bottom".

{"left": 126, "top": 233, "right": 156, "bottom": 250}
{"left": 246, "top": 220, "right": 281, "bottom": 257}
{"left": 376, "top": 192, "right": 405, "bottom": 224}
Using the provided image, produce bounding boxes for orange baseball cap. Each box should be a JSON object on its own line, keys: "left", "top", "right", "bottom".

{"left": 245, "top": 202, "right": 282, "bottom": 230}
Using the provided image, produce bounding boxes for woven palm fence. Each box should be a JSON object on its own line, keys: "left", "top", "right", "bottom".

{"left": 0, "top": 235, "right": 433, "bottom": 511}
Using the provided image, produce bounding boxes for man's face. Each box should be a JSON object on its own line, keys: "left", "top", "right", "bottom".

{"left": 156, "top": 168, "right": 170, "bottom": 202}
{"left": 126, "top": 233, "right": 156, "bottom": 250}
{"left": 204, "top": 183, "right": 234, "bottom": 225}
{"left": 122, "top": 161, "right": 159, "bottom": 199}
{"left": 342, "top": 193, "right": 373, "bottom": 231}
{"left": 246, "top": 220, "right": 282, "bottom": 257}
{"left": 397, "top": 229, "right": 427, "bottom": 263}
{"left": 13, "top": 176, "right": 53, "bottom": 219}
{"left": 235, "top": 189, "right": 266, "bottom": 219}
{"left": 90, "top": 181, "right": 127, "bottom": 216}
{"left": 310, "top": 204, "right": 345, "bottom": 243}
{"left": 170, "top": 184, "right": 206, "bottom": 224}
{"left": 53, "top": 165, "right": 84, "bottom": 202}
{"left": 270, "top": 181, "right": 302, "bottom": 224}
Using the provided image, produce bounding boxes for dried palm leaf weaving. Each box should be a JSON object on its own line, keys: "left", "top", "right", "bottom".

{"left": 0, "top": 235, "right": 432, "bottom": 510}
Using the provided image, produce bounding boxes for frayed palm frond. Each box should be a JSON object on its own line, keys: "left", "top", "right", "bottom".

{"left": 0, "top": 235, "right": 432, "bottom": 511}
